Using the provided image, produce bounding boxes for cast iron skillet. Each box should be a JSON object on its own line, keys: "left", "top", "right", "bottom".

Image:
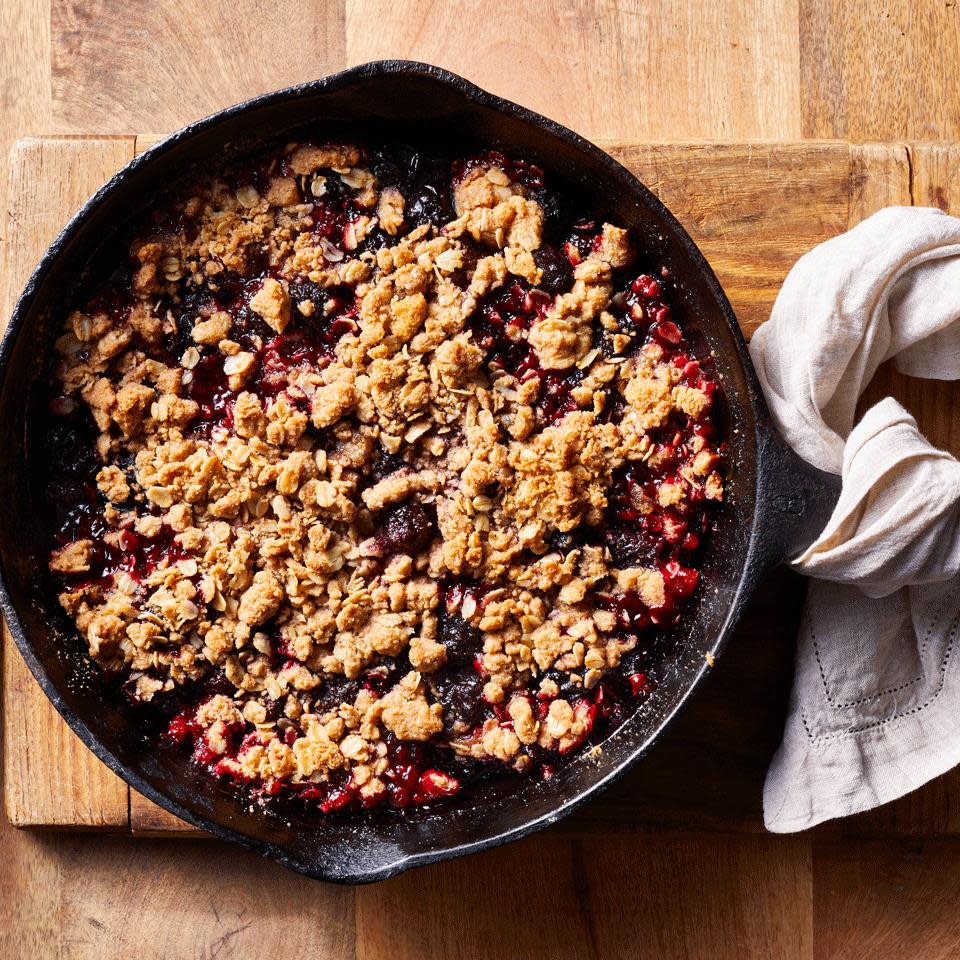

{"left": 0, "top": 61, "right": 839, "bottom": 883}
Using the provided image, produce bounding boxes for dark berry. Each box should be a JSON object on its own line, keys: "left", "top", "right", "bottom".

{"left": 439, "top": 613, "right": 480, "bottom": 662}
{"left": 548, "top": 528, "right": 582, "bottom": 553}
{"left": 533, "top": 245, "right": 573, "bottom": 295}
{"left": 369, "top": 448, "right": 405, "bottom": 483}
{"left": 406, "top": 159, "right": 454, "bottom": 227}
{"left": 261, "top": 696, "right": 285, "bottom": 721}
{"left": 407, "top": 185, "right": 452, "bottom": 227}
{"left": 288, "top": 280, "right": 327, "bottom": 312}
{"left": 604, "top": 525, "right": 657, "bottom": 567}
{"left": 382, "top": 502, "right": 434, "bottom": 554}
{"left": 201, "top": 670, "right": 235, "bottom": 697}
{"left": 528, "top": 186, "right": 564, "bottom": 234}
{"left": 314, "top": 676, "right": 360, "bottom": 713}
{"left": 356, "top": 227, "right": 391, "bottom": 255}
{"left": 369, "top": 150, "right": 403, "bottom": 188}
{"left": 431, "top": 672, "right": 485, "bottom": 733}
{"left": 46, "top": 422, "right": 99, "bottom": 477}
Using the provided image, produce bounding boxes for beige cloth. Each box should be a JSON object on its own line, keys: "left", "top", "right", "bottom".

{"left": 749, "top": 206, "right": 960, "bottom": 832}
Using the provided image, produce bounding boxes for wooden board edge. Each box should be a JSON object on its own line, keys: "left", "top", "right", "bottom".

{"left": 2, "top": 137, "right": 136, "bottom": 831}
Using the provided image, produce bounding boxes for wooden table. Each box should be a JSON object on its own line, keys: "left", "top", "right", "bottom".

{"left": 3, "top": 3, "right": 960, "bottom": 958}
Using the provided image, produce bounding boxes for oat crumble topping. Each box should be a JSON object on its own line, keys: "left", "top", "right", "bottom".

{"left": 42, "top": 142, "right": 726, "bottom": 814}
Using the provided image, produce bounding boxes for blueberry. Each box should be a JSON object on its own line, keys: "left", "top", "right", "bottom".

{"left": 604, "top": 525, "right": 657, "bottom": 567}
{"left": 528, "top": 186, "right": 564, "bottom": 236}
{"left": 533, "top": 245, "right": 573, "bottom": 295}
{"left": 439, "top": 613, "right": 480, "bottom": 662}
{"left": 407, "top": 185, "right": 452, "bottom": 227}
{"left": 356, "top": 227, "right": 391, "bottom": 255}
{"left": 46, "top": 423, "right": 98, "bottom": 477}
{"left": 548, "top": 528, "right": 582, "bottom": 553}
{"left": 313, "top": 676, "right": 360, "bottom": 713}
{"left": 369, "top": 448, "right": 406, "bottom": 482}
{"left": 405, "top": 159, "right": 454, "bottom": 227}
{"left": 431, "top": 672, "right": 485, "bottom": 733}
{"left": 369, "top": 150, "right": 403, "bottom": 188}
{"left": 288, "top": 280, "right": 327, "bottom": 309}
{"left": 383, "top": 503, "right": 434, "bottom": 554}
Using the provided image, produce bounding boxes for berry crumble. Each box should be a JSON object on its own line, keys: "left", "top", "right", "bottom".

{"left": 42, "top": 140, "right": 726, "bottom": 816}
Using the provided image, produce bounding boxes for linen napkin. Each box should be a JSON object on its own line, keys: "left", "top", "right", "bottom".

{"left": 748, "top": 206, "right": 960, "bottom": 832}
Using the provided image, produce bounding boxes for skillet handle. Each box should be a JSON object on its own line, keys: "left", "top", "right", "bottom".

{"left": 752, "top": 422, "right": 842, "bottom": 570}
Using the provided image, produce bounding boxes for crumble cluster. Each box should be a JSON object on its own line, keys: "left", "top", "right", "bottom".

{"left": 46, "top": 142, "right": 724, "bottom": 808}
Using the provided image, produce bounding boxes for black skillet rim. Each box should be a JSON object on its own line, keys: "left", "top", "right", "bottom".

{"left": 0, "top": 60, "right": 769, "bottom": 883}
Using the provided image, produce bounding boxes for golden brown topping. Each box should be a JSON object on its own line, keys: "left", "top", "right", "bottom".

{"left": 380, "top": 672, "right": 444, "bottom": 741}
{"left": 248, "top": 277, "right": 291, "bottom": 334}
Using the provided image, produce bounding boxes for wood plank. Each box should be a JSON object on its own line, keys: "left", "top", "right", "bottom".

{"left": 2, "top": 138, "right": 135, "bottom": 830}
{"left": 814, "top": 838, "right": 960, "bottom": 960}
{"left": 128, "top": 790, "right": 195, "bottom": 836}
{"left": 0, "top": 812, "right": 354, "bottom": 959}
{"left": 849, "top": 142, "right": 912, "bottom": 221}
{"left": 56, "top": 836, "right": 355, "bottom": 959}
{"left": 603, "top": 141, "right": 907, "bottom": 337}
{"left": 345, "top": 0, "right": 802, "bottom": 140}
{"left": 0, "top": 811, "right": 63, "bottom": 959}
{"left": 909, "top": 8, "right": 960, "bottom": 141}
{"left": 0, "top": 0, "right": 53, "bottom": 339}
{"left": 356, "top": 832, "right": 812, "bottom": 960}
{"left": 356, "top": 836, "right": 593, "bottom": 960}
{"left": 49, "top": 0, "right": 347, "bottom": 133}
{"left": 799, "top": 0, "right": 909, "bottom": 140}
{"left": 576, "top": 833, "right": 812, "bottom": 960}
{"left": 800, "top": 2, "right": 960, "bottom": 142}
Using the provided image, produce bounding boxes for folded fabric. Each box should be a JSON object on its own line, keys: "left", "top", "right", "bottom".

{"left": 749, "top": 206, "right": 960, "bottom": 832}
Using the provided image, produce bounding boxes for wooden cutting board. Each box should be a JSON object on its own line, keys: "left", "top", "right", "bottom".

{"left": 4, "top": 136, "right": 959, "bottom": 838}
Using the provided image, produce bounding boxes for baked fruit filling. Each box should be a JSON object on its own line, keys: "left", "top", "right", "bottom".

{"left": 43, "top": 141, "right": 726, "bottom": 815}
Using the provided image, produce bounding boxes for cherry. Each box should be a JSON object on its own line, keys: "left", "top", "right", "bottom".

{"left": 164, "top": 709, "right": 200, "bottom": 746}
{"left": 631, "top": 274, "right": 662, "bottom": 299}
{"left": 414, "top": 769, "right": 461, "bottom": 802}
{"left": 320, "top": 779, "right": 359, "bottom": 814}
{"left": 651, "top": 319, "right": 682, "bottom": 346}
{"left": 662, "top": 560, "right": 699, "bottom": 598}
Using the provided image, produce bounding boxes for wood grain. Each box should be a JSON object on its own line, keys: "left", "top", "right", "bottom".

{"left": 799, "top": 0, "right": 909, "bottom": 141}
{"left": 0, "top": 816, "right": 354, "bottom": 960}
{"left": 56, "top": 836, "right": 355, "bottom": 959}
{"left": 814, "top": 839, "right": 960, "bottom": 960}
{"left": 0, "top": 0, "right": 53, "bottom": 312}
{"left": 345, "top": 0, "right": 802, "bottom": 140}
{"left": 356, "top": 832, "right": 812, "bottom": 960}
{"left": 356, "top": 836, "right": 593, "bottom": 960}
{"left": 606, "top": 141, "right": 850, "bottom": 336}
{"left": 576, "top": 833, "right": 812, "bottom": 960}
{"left": 800, "top": 0, "right": 960, "bottom": 142}
{"left": 909, "top": 5, "right": 960, "bottom": 141}
{"left": 49, "top": 0, "right": 347, "bottom": 133}
{"left": 2, "top": 2, "right": 960, "bottom": 957}
{"left": 128, "top": 789, "right": 194, "bottom": 836}
{"left": 2, "top": 138, "right": 135, "bottom": 830}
